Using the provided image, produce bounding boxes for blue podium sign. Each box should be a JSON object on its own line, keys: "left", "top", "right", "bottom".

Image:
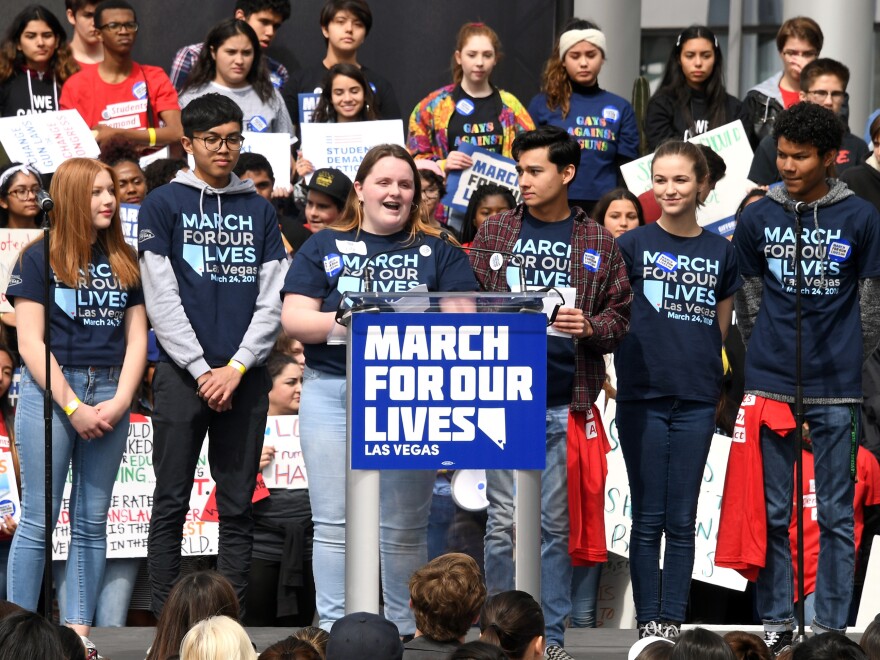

{"left": 350, "top": 312, "right": 547, "bottom": 470}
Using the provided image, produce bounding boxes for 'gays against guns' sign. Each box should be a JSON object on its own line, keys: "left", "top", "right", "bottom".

{"left": 350, "top": 312, "right": 546, "bottom": 470}
{"left": 443, "top": 142, "right": 523, "bottom": 213}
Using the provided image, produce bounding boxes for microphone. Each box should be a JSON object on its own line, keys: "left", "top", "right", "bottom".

{"left": 359, "top": 231, "right": 425, "bottom": 294}
{"left": 439, "top": 231, "right": 527, "bottom": 293}
{"left": 35, "top": 190, "right": 54, "bottom": 212}
{"left": 785, "top": 200, "right": 809, "bottom": 215}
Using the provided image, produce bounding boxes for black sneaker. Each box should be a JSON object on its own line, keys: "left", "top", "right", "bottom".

{"left": 660, "top": 621, "right": 681, "bottom": 639}
{"left": 545, "top": 645, "right": 575, "bottom": 660}
{"left": 638, "top": 621, "right": 663, "bottom": 639}
{"left": 763, "top": 630, "right": 793, "bottom": 657}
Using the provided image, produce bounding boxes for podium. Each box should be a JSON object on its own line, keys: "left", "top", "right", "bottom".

{"left": 338, "top": 291, "right": 552, "bottom": 613}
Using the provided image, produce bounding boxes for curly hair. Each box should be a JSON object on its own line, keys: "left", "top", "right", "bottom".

{"left": 772, "top": 101, "right": 844, "bottom": 155}
{"left": 98, "top": 137, "right": 140, "bottom": 168}
{"left": 539, "top": 18, "right": 599, "bottom": 118}
{"left": 0, "top": 5, "right": 78, "bottom": 83}
{"left": 409, "top": 553, "right": 487, "bottom": 642}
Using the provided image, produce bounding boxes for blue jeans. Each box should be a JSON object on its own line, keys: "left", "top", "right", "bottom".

{"left": 570, "top": 564, "right": 602, "bottom": 628}
{"left": 616, "top": 397, "right": 715, "bottom": 625}
{"left": 55, "top": 557, "right": 141, "bottom": 626}
{"left": 299, "top": 367, "right": 434, "bottom": 635}
{"left": 8, "top": 366, "right": 128, "bottom": 625}
{"left": 484, "top": 404, "right": 570, "bottom": 647}
{"left": 756, "top": 404, "right": 856, "bottom": 633}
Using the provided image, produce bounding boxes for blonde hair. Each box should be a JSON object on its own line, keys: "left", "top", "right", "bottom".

{"left": 179, "top": 616, "right": 256, "bottom": 660}
{"left": 451, "top": 22, "right": 503, "bottom": 85}
{"left": 331, "top": 144, "right": 452, "bottom": 243}
{"left": 40, "top": 158, "right": 139, "bottom": 290}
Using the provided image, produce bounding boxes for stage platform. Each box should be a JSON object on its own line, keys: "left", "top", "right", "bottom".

{"left": 88, "top": 625, "right": 867, "bottom": 660}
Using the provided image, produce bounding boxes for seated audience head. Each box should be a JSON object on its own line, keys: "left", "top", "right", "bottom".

{"left": 179, "top": 615, "right": 256, "bottom": 660}
{"left": 409, "top": 552, "right": 487, "bottom": 642}
{"left": 723, "top": 631, "right": 772, "bottom": 660}
{"left": 146, "top": 570, "right": 240, "bottom": 660}
{"left": 451, "top": 640, "right": 510, "bottom": 660}
{"left": 326, "top": 612, "right": 403, "bottom": 660}
{"left": 57, "top": 624, "right": 88, "bottom": 660}
{"left": 292, "top": 626, "right": 329, "bottom": 656}
{"left": 258, "top": 637, "right": 321, "bottom": 660}
{"left": 479, "top": 590, "right": 545, "bottom": 660}
{"left": 234, "top": 152, "right": 276, "bottom": 202}
{"left": 0, "top": 610, "right": 65, "bottom": 660}
{"left": 862, "top": 615, "right": 880, "bottom": 660}
{"left": 793, "top": 632, "right": 866, "bottom": 660}
{"left": 670, "top": 628, "right": 736, "bottom": 660}
{"left": 629, "top": 638, "right": 674, "bottom": 660}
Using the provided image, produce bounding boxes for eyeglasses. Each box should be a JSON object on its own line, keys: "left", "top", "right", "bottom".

{"left": 782, "top": 49, "right": 817, "bottom": 60}
{"left": 805, "top": 90, "right": 846, "bottom": 102}
{"left": 422, "top": 187, "right": 440, "bottom": 199}
{"left": 98, "top": 21, "right": 139, "bottom": 32}
{"left": 192, "top": 134, "right": 245, "bottom": 151}
{"left": 5, "top": 186, "right": 41, "bottom": 201}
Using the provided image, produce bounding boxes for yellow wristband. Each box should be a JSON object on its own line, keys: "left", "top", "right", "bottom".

{"left": 63, "top": 397, "right": 81, "bottom": 416}
{"left": 228, "top": 359, "right": 246, "bottom": 375}
{"left": 148, "top": 127, "right": 157, "bottom": 147}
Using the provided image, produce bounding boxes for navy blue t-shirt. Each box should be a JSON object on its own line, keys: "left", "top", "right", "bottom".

{"left": 7, "top": 241, "right": 144, "bottom": 366}
{"left": 138, "top": 181, "right": 286, "bottom": 366}
{"left": 510, "top": 210, "right": 575, "bottom": 406}
{"left": 615, "top": 223, "right": 741, "bottom": 403}
{"left": 282, "top": 228, "right": 479, "bottom": 375}
{"left": 734, "top": 195, "right": 880, "bottom": 399}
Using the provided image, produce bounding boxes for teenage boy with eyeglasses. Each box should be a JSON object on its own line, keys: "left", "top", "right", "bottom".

{"left": 138, "top": 93, "right": 287, "bottom": 615}
{"left": 60, "top": 0, "right": 182, "bottom": 149}
{"left": 748, "top": 59, "right": 869, "bottom": 186}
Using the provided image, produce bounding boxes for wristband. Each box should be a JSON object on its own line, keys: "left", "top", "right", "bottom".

{"left": 63, "top": 397, "right": 81, "bottom": 416}
{"left": 228, "top": 359, "right": 246, "bottom": 375}
{"left": 148, "top": 127, "right": 157, "bottom": 147}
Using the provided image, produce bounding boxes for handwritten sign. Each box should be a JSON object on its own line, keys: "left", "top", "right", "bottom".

{"left": 620, "top": 120, "right": 755, "bottom": 238}
{"left": 442, "top": 142, "right": 523, "bottom": 213}
{"left": 300, "top": 120, "right": 405, "bottom": 181}
{"left": 0, "top": 110, "right": 99, "bottom": 173}
{"left": 598, "top": 392, "right": 747, "bottom": 591}
{"left": 0, "top": 228, "right": 41, "bottom": 312}
{"left": 261, "top": 415, "right": 308, "bottom": 489}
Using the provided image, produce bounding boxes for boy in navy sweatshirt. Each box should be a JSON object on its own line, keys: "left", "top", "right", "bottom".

{"left": 138, "top": 92, "right": 287, "bottom": 615}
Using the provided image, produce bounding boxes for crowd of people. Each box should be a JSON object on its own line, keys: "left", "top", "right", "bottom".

{"left": 1, "top": 0, "right": 880, "bottom": 659}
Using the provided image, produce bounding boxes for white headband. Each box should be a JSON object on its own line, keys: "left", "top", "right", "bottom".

{"left": 559, "top": 29, "right": 606, "bottom": 60}
{"left": 0, "top": 163, "right": 41, "bottom": 192}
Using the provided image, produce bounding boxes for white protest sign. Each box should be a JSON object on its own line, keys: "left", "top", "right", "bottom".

{"left": 620, "top": 120, "right": 754, "bottom": 237}
{"left": 0, "top": 228, "right": 42, "bottom": 312}
{"left": 300, "top": 119, "right": 405, "bottom": 181}
{"left": 0, "top": 110, "right": 99, "bottom": 173}
{"left": 261, "top": 415, "right": 308, "bottom": 489}
{"left": 856, "top": 535, "right": 880, "bottom": 627}
{"left": 599, "top": 393, "right": 747, "bottom": 591}
{"left": 241, "top": 132, "right": 293, "bottom": 191}
{"left": 52, "top": 414, "right": 219, "bottom": 559}
{"left": 0, "top": 441, "right": 21, "bottom": 530}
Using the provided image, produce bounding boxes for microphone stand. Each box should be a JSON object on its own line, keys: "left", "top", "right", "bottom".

{"left": 793, "top": 204, "right": 806, "bottom": 643}
{"left": 39, "top": 201, "right": 54, "bottom": 619}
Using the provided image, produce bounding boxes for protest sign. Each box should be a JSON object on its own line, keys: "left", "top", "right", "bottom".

{"left": 298, "top": 93, "right": 321, "bottom": 125}
{"left": 261, "top": 415, "right": 308, "bottom": 489}
{"left": 620, "top": 120, "right": 754, "bottom": 238}
{"left": 598, "top": 393, "right": 747, "bottom": 591}
{"left": 0, "top": 228, "right": 42, "bottom": 312}
{"left": 0, "top": 438, "right": 20, "bottom": 540}
{"left": 350, "top": 312, "right": 547, "bottom": 470}
{"left": 442, "top": 142, "right": 523, "bottom": 213}
{"left": 0, "top": 110, "right": 99, "bottom": 172}
{"left": 120, "top": 204, "right": 139, "bottom": 251}
{"left": 241, "top": 132, "right": 293, "bottom": 192}
{"left": 300, "top": 119, "right": 404, "bottom": 181}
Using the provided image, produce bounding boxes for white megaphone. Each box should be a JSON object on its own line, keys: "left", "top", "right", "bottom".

{"left": 451, "top": 469, "right": 489, "bottom": 512}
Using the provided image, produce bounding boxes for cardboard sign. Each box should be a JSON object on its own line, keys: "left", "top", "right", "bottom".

{"left": 0, "top": 110, "right": 99, "bottom": 173}
{"left": 300, "top": 119, "right": 405, "bottom": 181}
{"left": 442, "top": 142, "right": 523, "bottom": 213}
{"left": 0, "top": 228, "right": 41, "bottom": 312}
{"left": 620, "top": 120, "right": 755, "bottom": 238}
{"left": 261, "top": 415, "right": 308, "bottom": 489}
{"left": 598, "top": 391, "right": 747, "bottom": 591}
{"left": 350, "top": 312, "right": 547, "bottom": 470}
